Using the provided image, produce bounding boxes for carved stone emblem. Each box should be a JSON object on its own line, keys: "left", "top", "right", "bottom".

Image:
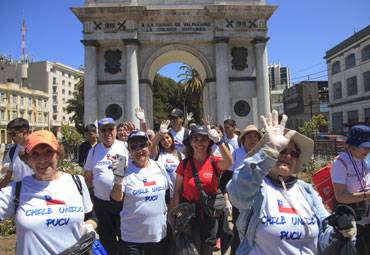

{"left": 104, "top": 49, "right": 122, "bottom": 74}
{"left": 231, "top": 47, "right": 248, "bottom": 71}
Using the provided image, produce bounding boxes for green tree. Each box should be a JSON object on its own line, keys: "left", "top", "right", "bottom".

{"left": 66, "top": 79, "right": 84, "bottom": 134}
{"left": 177, "top": 64, "right": 204, "bottom": 123}
{"left": 59, "top": 123, "right": 83, "bottom": 160}
{"left": 298, "top": 114, "right": 329, "bottom": 139}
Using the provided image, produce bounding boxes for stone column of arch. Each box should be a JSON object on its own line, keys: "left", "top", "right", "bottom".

{"left": 253, "top": 37, "right": 271, "bottom": 126}
{"left": 213, "top": 37, "right": 231, "bottom": 124}
{"left": 123, "top": 39, "right": 141, "bottom": 127}
{"left": 81, "top": 40, "right": 99, "bottom": 126}
{"left": 139, "top": 79, "right": 153, "bottom": 128}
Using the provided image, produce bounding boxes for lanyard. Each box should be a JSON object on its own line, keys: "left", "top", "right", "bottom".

{"left": 347, "top": 151, "right": 367, "bottom": 191}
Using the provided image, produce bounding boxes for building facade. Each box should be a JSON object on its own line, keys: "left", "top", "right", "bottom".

{"left": 0, "top": 82, "right": 49, "bottom": 144}
{"left": 72, "top": 0, "right": 277, "bottom": 130}
{"left": 0, "top": 57, "right": 83, "bottom": 135}
{"left": 283, "top": 81, "right": 329, "bottom": 131}
{"left": 324, "top": 25, "right": 370, "bottom": 134}
{"left": 268, "top": 63, "right": 290, "bottom": 90}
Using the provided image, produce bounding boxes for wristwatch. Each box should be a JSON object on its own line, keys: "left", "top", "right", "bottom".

{"left": 215, "top": 138, "right": 223, "bottom": 146}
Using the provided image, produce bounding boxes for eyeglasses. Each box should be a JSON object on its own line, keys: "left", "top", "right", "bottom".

{"left": 8, "top": 131, "right": 21, "bottom": 137}
{"left": 100, "top": 127, "right": 114, "bottom": 133}
{"left": 280, "top": 149, "right": 300, "bottom": 158}
{"left": 129, "top": 142, "right": 149, "bottom": 150}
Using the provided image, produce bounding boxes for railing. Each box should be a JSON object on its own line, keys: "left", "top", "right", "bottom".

{"left": 314, "top": 140, "right": 346, "bottom": 160}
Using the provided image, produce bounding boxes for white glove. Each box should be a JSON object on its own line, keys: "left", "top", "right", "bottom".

{"left": 135, "top": 107, "right": 146, "bottom": 123}
{"left": 184, "top": 112, "right": 194, "bottom": 125}
{"left": 80, "top": 223, "right": 96, "bottom": 236}
{"left": 158, "top": 120, "right": 170, "bottom": 136}
{"left": 224, "top": 200, "right": 232, "bottom": 216}
{"left": 110, "top": 157, "right": 125, "bottom": 185}
{"left": 339, "top": 219, "right": 357, "bottom": 239}
{"left": 207, "top": 125, "right": 221, "bottom": 143}
{"left": 260, "top": 110, "right": 296, "bottom": 153}
{"left": 0, "top": 144, "right": 5, "bottom": 166}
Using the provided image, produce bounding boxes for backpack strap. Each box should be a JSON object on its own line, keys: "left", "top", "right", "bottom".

{"left": 154, "top": 152, "right": 160, "bottom": 161}
{"left": 183, "top": 128, "right": 190, "bottom": 142}
{"left": 9, "top": 145, "right": 17, "bottom": 163}
{"left": 72, "top": 175, "right": 83, "bottom": 196}
{"left": 14, "top": 181, "right": 22, "bottom": 213}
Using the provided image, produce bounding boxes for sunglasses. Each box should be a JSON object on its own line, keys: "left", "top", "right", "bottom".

{"left": 169, "top": 116, "right": 178, "bottom": 120}
{"left": 100, "top": 127, "right": 114, "bottom": 133}
{"left": 280, "top": 149, "right": 300, "bottom": 158}
{"left": 8, "top": 131, "right": 21, "bottom": 137}
{"left": 129, "top": 142, "right": 149, "bottom": 150}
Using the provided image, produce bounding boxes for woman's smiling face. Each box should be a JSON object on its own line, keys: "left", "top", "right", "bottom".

{"left": 27, "top": 144, "right": 58, "bottom": 181}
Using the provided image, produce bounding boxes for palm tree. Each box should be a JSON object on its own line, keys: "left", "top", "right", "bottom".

{"left": 177, "top": 64, "right": 204, "bottom": 122}
{"left": 66, "top": 78, "right": 84, "bottom": 134}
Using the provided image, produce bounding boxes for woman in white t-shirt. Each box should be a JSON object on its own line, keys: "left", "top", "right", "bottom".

{"left": 0, "top": 130, "right": 96, "bottom": 255}
{"left": 331, "top": 125, "right": 370, "bottom": 255}
{"left": 110, "top": 131, "right": 173, "bottom": 255}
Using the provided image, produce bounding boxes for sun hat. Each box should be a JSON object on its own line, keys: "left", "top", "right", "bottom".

{"left": 25, "top": 130, "right": 59, "bottom": 154}
{"left": 98, "top": 118, "right": 115, "bottom": 128}
{"left": 169, "top": 108, "right": 184, "bottom": 118}
{"left": 346, "top": 125, "right": 370, "bottom": 148}
{"left": 127, "top": 131, "right": 149, "bottom": 143}
{"left": 183, "top": 125, "right": 211, "bottom": 146}
{"left": 238, "top": 125, "right": 263, "bottom": 145}
{"left": 246, "top": 129, "right": 313, "bottom": 173}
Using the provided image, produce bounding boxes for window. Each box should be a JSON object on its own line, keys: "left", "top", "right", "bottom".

{"left": 62, "top": 72, "right": 65, "bottom": 76}
{"left": 68, "top": 82, "right": 71, "bottom": 87}
{"left": 365, "top": 108, "right": 370, "bottom": 122}
{"left": 38, "top": 99, "right": 41, "bottom": 107}
{"left": 345, "top": 53, "right": 356, "bottom": 69}
{"left": 0, "top": 93, "right": 6, "bottom": 102}
{"left": 364, "top": 71, "right": 370, "bottom": 92}
{"left": 62, "top": 89, "right": 65, "bottom": 94}
{"left": 28, "top": 97, "right": 32, "bottom": 107}
{"left": 53, "top": 96, "right": 57, "bottom": 103}
{"left": 332, "top": 112, "right": 343, "bottom": 134}
{"left": 332, "top": 61, "right": 340, "bottom": 74}
{"left": 333, "top": 82, "right": 342, "bottom": 99}
{"left": 7, "top": 78, "right": 14, "bottom": 82}
{"left": 28, "top": 112, "right": 32, "bottom": 122}
{"left": 362, "top": 45, "right": 370, "bottom": 62}
{"left": 12, "top": 111, "right": 17, "bottom": 119}
{"left": 44, "top": 114, "right": 48, "bottom": 123}
{"left": 0, "top": 110, "right": 5, "bottom": 120}
{"left": 53, "top": 87, "right": 57, "bottom": 93}
{"left": 12, "top": 94, "right": 17, "bottom": 104}
{"left": 347, "top": 76, "right": 357, "bottom": 96}
{"left": 348, "top": 110, "right": 358, "bottom": 124}
{"left": 20, "top": 111, "right": 24, "bottom": 118}
{"left": 20, "top": 96, "right": 24, "bottom": 105}
{"left": 62, "top": 80, "right": 65, "bottom": 85}
{"left": 53, "top": 115, "right": 57, "bottom": 121}
{"left": 37, "top": 113, "right": 42, "bottom": 123}
{"left": 53, "top": 77, "right": 56, "bottom": 85}
{"left": 68, "top": 73, "right": 71, "bottom": 78}
{"left": 68, "top": 91, "right": 71, "bottom": 95}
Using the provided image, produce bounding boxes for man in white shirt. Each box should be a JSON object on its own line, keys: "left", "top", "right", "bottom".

{"left": 223, "top": 118, "right": 240, "bottom": 150}
{"left": 169, "top": 108, "right": 190, "bottom": 153}
{"left": 83, "top": 117, "right": 129, "bottom": 255}
{"left": 0, "top": 118, "right": 33, "bottom": 189}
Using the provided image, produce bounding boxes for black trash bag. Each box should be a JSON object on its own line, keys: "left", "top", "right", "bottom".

{"left": 59, "top": 231, "right": 95, "bottom": 255}
{"left": 173, "top": 232, "right": 199, "bottom": 255}
{"left": 322, "top": 205, "right": 358, "bottom": 255}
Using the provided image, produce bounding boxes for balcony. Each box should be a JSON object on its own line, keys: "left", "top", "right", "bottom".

{"left": 11, "top": 103, "right": 17, "bottom": 109}
{"left": 20, "top": 105, "right": 26, "bottom": 110}
{"left": 0, "top": 120, "right": 8, "bottom": 126}
{"left": 0, "top": 102, "right": 6, "bottom": 107}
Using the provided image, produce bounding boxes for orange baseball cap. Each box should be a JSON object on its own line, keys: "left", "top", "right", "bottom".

{"left": 25, "top": 130, "right": 59, "bottom": 154}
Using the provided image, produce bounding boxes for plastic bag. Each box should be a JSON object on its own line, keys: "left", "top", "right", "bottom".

{"left": 59, "top": 232, "right": 107, "bottom": 255}
{"left": 322, "top": 237, "right": 357, "bottom": 255}
{"left": 174, "top": 232, "right": 199, "bottom": 255}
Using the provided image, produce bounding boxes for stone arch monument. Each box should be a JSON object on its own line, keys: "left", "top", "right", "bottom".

{"left": 72, "top": 0, "right": 277, "bottom": 129}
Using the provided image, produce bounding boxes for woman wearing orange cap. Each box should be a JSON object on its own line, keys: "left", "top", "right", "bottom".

{"left": 0, "top": 130, "right": 97, "bottom": 255}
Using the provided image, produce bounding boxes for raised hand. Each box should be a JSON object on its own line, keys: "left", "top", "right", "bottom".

{"left": 135, "top": 107, "right": 146, "bottom": 123}
{"left": 158, "top": 120, "right": 171, "bottom": 136}
{"left": 202, "top": 115, "right": 211, "bottom": 127}
{"left": 123, "top": 122, "right": 136, "bottom": 137}
{"left": 260, "top": 110, "right": 296, "bottom": 153}
{"left": 184, "top": 112, "right": 194, "bottom": 126}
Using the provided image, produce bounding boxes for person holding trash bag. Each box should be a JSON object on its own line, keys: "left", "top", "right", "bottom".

{"left": 110, "top": 130, "right": 173, "bottom": 255}
{"left": 227, "top": 110, "right": 356, "bottom": 255}
{"left": 0, "top": 130, "right": 97, "bottom": 255}
{"left": 173, "top": 115, "right": 233, "bottom": 255}
{"left": 331, "top": 124, "right": 370, "bottom": 255}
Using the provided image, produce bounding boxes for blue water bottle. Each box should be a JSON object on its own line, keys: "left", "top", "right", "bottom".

{"left": 92, "top": 238, "right": 107, "bottom": 255}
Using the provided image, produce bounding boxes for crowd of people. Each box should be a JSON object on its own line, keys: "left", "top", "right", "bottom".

{"left": 0, "top": 108, "right": 368, "bottom": 255}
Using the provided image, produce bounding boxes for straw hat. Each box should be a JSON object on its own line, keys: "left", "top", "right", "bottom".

{"left": 246, "top": 129, "right": 313, "bottom": 173}
{"left": 239, "top": 125, "right": 263, "bottom": 145}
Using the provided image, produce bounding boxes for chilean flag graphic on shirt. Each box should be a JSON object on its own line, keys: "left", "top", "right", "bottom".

{"left": 143, "top": 179, "right": 156, "bottom": 187}
{"left": 277, "top": 199, "right": 296, "bottom": 214}
{"left": 44, "top": 195, "right": 66, "bottom": 206}
{"left": 166, "top": 159, "right": 174, "bottom": 164}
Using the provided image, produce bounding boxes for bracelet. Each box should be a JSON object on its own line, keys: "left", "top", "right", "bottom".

{"left": 364, "top": 192, "right": 368, "bottom": 200}
{"left": 215, "top": 138, "right": 224, "bottom": 146}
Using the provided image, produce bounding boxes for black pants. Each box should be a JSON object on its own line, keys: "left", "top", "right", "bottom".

{"left": 94, "top": 196, "right": 122, "bottom": 255}
{"left": 356, "top": 224, "right": 370, "bottom": 255}
{"left": 230, "top": 206, "right": 240, "bottom": 255}
{"left": 121, "top": 239, "right": 166, "bottom": 255}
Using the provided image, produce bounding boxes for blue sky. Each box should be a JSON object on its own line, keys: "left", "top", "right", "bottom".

{"left": 1, "top": 0, "right": 370, "bottom": 85}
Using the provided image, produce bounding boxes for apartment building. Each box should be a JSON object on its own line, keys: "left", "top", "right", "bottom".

{"left": 268, "top": 63, "right": 290, "bottom": 114}
{"left": 324, "top": 25, "right": 370, "bottom": 133}
{"left": 0, "top": 82, "right": 48, "bottom": 144}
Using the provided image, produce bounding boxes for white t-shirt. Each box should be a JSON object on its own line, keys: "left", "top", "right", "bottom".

{"left": 223, "top": 134, "right": 239, "bottom": 150}
{"left": 0, "top": 173, "right": 93, "bottom": 255}
{"left": 251, "top": 178, "right": 320, "bottom": 255}
{"left": 84, "top": 139, "right": 129, "bottom": 201}
{"left": 229, "top": 146, "right": 247, "bottom": 171}
{"left": 120, "top": 159, "right": 173, "bottom": 243}
{"left": 155, "top": 151, "right": 183, "bottom": 187}
{"left": 2, "top": 144, "right": 33, "bottom": 182}
{"left": 212, "top": 142, "right": 234, "bottom": 158}
{"left": 170, "top": 128, "right": 188, "bottom": 153}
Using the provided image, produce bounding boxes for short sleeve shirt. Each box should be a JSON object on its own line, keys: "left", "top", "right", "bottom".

{"left": 223, "top": 134, "right": 239, "bottom": 150}
{"left": 176, "top": 156, "right": 223, "bottom": 202}
{"left": 170, "top": 128, "right": 187, "bottom": 153}
{"left": 7, "top": 144, "right": 33, "bottom": 182}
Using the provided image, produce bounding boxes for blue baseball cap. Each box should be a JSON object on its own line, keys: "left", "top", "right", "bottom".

{"left": 346, "top": 125, "right": 370, "bottom": 148}
{"left": 98, "top": 118, "right": 115, "bottom": 128}
{"left": 127, "top": 131, "right": 149, "bottom": 142}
